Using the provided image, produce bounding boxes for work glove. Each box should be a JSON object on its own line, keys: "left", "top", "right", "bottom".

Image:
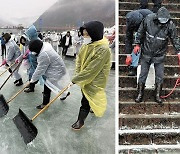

{"left": 133, "top": 45, "right": 140, "bottom": 54}
{"left": 23, "top": 54, "right": 27, "bottom": 59}
{"left": 125, "top": 55, "right": 132, "bottom": 66}
{"left": 15, "top": 59, "right": 19, "bottom": 64}
{"left": 23, "top": 49, "right": 30, "bottom": 59}
{"left": 2, "top": 59, "right": 7, "bottom": 65}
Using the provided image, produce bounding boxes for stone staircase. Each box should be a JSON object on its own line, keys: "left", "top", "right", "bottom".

{"left": 119, "top": 0, "right": 180, "bottom": 153}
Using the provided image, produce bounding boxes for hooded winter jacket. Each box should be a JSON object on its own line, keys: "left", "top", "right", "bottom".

{"left": 72, "top": 21, "right": 111, "bottom": 117}
{"left": 135, "top": 7, "right": 180, "bottom": 63}
{"left": 24, "top": 25, "right": 40, "bottom": 79}
{"left": 125, "top": 9, "right": 153, "bottom": 54}
{"left": 24, "top": 25, "right": 38, "bottom": 41}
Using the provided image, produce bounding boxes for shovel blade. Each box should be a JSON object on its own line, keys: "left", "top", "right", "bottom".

{"left": 0, "top": 94, "right": 9, "bottom": 117}
{"left": 13, "top": 108, "right": 38, "bottom": 144}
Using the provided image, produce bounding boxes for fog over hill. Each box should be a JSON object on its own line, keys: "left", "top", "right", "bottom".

{"left": 34, "top": 0, "right": 115, "bottom": 30}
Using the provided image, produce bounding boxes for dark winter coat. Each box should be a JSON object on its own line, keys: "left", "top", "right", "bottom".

{"left": 135, "top": 9, "right": 180, "bottom": 63}
{"left": 125, "top": 9, "right": 153, "bottom": 54}
{"left": 62, "top": 35, "right": 72, "bottom": 48}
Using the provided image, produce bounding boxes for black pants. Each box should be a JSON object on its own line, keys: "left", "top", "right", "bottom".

{"left": 1, "top": 44, "right": 6, "bottom": 58}
{"left": 62, "top": 46, "right": 69, "bottom": 56}
{"left": 138, "top": 59, "right": 164, "bottom": 84}
{"left": 139, "top": 0, "right": 162, "bottom": 13}
{"left": 80, "top": 93, "right": 90, "bottom": 112}
{"left": 43, "top": 84, "right": 51, "bottom": 105}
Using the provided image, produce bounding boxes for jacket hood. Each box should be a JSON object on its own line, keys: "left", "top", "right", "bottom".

{"left": 24, "top": 25, "right": 38, "bottom": 41}
{"left": 157, "top": 7, "right": 171, "bottom": 23}
{"left": 80, "top": 21, "right": 104, "bottom": 42}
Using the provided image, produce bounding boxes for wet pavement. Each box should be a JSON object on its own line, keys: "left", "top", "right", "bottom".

{"left": 0, "top": 56, "right": 115, "bottom": 154}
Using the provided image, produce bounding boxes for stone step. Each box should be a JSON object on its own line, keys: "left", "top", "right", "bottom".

{"left": 119, "top": 87, "right": 180, "bottom": 101}
{"left": 119, "top": 2, "right": 180, "bottom": 12}
{"left": 119, "top": 64, "right": 180, "bottom": 76}
{"left": 119, "top": 76, "right": 179, "bottom": 88}
{"left": 119, "top": 54, "right": 179, "bottom": 65}
{"left": 119, "top": 129, "right": 180, "bottom": 145}
{"left": 119, "top": 114, "right": 180, "bottom": 129}
{"left": 119, "top": 0, "right": 180, "bottom": 4}
{"left": 119, "top": 147, "right": 180, "bottom": 154}
{"left": 119, "top": 101, "right": 180, "bottom": 115}
{"left": 119, "top": 16, "right": 180, "bottom": 26}
{"left": 119, "top": 24, "right": 180, "bottom": 34}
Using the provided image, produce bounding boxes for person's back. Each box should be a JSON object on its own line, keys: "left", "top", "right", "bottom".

{"left": 6, "top": 38, "right": 21, "bottom": 62}
{"left": 125, "top": 9, "right": 153, "bottom": 54}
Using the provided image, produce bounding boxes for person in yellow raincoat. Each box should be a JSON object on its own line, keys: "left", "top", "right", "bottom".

{"left": 71, "top": 21, "right": 111, "bottom": 130}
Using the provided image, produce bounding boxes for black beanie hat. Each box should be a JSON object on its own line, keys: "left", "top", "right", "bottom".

{"left": 20, "top": 36, "right": 26, "bottom": 46}
{"left": 3, "top": 33, "right": 11, "bottom": 43}
{"left": 80, "top": 21, "right": 104, "bottom": 42}
{"left": 29, "top": 39, "right": 43, "bottom": 55}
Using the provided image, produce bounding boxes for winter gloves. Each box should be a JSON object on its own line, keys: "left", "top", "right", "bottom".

{"left": 2, "top": 59, "right": 7, "bottom": 65}
{"left": 125, "top": 55, "right": 132, "bottom": 66}
{"left": 15, "top": 59, "right": 19, "bottom": 64}
{"left": 133, "top": 45, "right": 140, "bottom": 54}
{"left": 23, "top": 49, "right": 30, "bottom": 59}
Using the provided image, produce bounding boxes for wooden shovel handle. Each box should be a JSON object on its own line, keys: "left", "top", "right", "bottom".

{"left": 7, "top": 82, "right": 30, "bottom": 103}
{"left": 0, "top": 61, "right": 22, "bottom": 90}
{"left": 0, "top": 62, "right": 16, "bottom": 77}
{"left": 31, "top": 83, "right": 73, "bottom": 121}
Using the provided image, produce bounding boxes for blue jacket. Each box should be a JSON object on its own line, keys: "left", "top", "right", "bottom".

{"left": 0, "top": 37, "right": 5, "bottom": 45}
{"left": 24, "top": 25, "right": 38, "bottom": 41}
{"left": 24, "top": 25, "right": 39, "bottom": 79}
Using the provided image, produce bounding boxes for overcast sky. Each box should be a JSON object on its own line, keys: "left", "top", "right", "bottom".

{"left": 0, "top": 0, "right": 58, "bottom": 19}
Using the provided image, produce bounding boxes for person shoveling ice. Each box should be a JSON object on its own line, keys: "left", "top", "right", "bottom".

{"left": 28, "top": 39, "right": 71, "bottom": 109}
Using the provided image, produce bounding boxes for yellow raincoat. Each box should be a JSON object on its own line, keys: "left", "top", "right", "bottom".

{"left": 19, "top": 44, "right": 23, "bottom": 52}
{"left": 72, "top": 38, "right": 111, "bottom": 117}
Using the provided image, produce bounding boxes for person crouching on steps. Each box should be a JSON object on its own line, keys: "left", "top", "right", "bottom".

{"left": 1, "top": 33, "right": 23, "bottom": 86}
{"left": 28, "top": 39, "right": 71, "bottom": 109}
{"left": 71, "top": 21, "right": 111, "bottom": 130}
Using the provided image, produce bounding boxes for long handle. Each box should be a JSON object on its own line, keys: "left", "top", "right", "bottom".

{"left": 7, "top": 82, "right": 30, "bottom": 103}
{"left": 0, "top": 61, "right": 22, "bottom": 90}
{"left": 0, "top": 62, "right": 16, "bottom": 77}
{"left": 31, "top": 83, "right": 73, "bottom": 121}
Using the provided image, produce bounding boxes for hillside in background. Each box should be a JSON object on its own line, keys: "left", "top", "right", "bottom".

{"left": 34, "top": 0, "right": 115, "bottom": 30}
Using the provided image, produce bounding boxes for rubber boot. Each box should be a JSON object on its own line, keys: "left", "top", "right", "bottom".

{"left": 15, "top": 78, "right": 23, "bottom": 86}
{"left": 36, "top": 92, "right": 51, "bottom": 109}
{"left": 128, "top": 66, "right": 137, "bottom": 76}
{"left": 154, "top": 83, "right": 163, "bottom": 104}
{"left": 135, "top": 83, "right": 145, "bottom": 103}
{"left": 24, "top": 82, "right": 35, "bottom": 93}
{"left": 72, "top": 109, "right": 89, "bottom": 130}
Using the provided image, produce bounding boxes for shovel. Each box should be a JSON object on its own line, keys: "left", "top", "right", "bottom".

{"left": 13, "top": 83, "right": 72, "bottom": 144}
{"left": 0, "top": 62, "right": 15, "bottom": 77}
{"left": 0, "top": 83, "right": 30, "bottom": 117}
{"left": 0, "top": 61, "right": 22, "bottom": 90}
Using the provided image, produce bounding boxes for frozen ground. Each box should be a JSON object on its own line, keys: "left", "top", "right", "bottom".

{"left": 0, "top": 56, "right": 115, "bottom": 154}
